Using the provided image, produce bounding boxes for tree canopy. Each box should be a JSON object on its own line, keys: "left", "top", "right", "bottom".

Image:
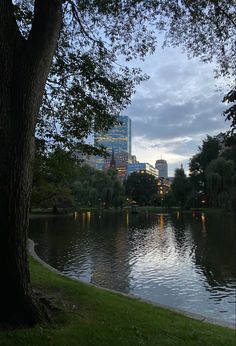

{"left": 206, "top": 157, "right": 235, "bottom": 209}
{"left": 188, "top": 133, "right": 236, "bottom": 208}
{"left": 171, "top": 167, "right": 191, "bottom": 208}
{"left": 32, "top": 147, "right": 124, "bottom": 210}
{"left": 189, "top": 135, "right": 220, "bottom": 194}
{"left": 125, "top": 172, "right": 158, "bottom": 205}
{"left": 13, "top": 0, "right": 236, "bottom": 152}
{"left": 13, "top": 0, "right": 161, "bottom": 154}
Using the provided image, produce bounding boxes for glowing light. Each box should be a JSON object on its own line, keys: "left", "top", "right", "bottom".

{"left": 126, "top": 211, "right": 129, "bottom": 226}
{"left": 159, "top": 214, "right": 164, "bottom": 231}
{"left": 87, "top": 211, "right": 91, "bottom": 223}
{"left": 201, "top": 213, "right": 206, "bottom": 235}
{"left": 201, "top": 213, "right": 205, "bottom": 223}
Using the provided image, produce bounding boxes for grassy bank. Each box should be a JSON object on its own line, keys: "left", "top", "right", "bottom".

{"left": 0, "top": 258, "right": 235, "bottom": 346}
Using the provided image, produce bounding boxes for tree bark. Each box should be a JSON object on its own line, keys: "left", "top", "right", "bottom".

{"left": 0, "top": 0, "right": 62, "bottom": 327}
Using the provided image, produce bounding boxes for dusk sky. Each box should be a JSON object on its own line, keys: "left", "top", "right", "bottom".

{"left": 125, "top": 45, "right": 230, "bottom": 177}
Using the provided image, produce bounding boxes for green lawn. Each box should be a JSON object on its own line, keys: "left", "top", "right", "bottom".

{"left": 0, "top": 258, "right": 235, "bottom": 346}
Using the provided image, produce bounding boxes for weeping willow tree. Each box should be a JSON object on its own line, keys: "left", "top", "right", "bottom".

{"left": 0, "top": 0, "right": 235, "bottom": 327}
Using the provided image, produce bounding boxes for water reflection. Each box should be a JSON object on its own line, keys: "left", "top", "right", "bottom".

{"left": 30, "top": 211, "right": 236, "bottom": 323}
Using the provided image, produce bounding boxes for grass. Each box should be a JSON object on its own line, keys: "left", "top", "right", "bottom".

{"left": 0, "top": 258, "right": 235, "bottom": 346}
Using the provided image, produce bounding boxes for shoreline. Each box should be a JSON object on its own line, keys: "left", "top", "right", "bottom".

{"left": 30, "top": 206, "right": 236, "bottom": 217}
{"left": 28, "top": 238, "right": 235, "bottom": 330}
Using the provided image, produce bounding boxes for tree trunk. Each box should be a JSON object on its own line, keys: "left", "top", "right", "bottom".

{"left": 0, "top": 0, "right": 62, "bottom": 327}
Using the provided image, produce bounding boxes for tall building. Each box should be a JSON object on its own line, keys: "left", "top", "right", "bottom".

{"left": 95, "top": 115, "right": 132, "bottom": 171}
{"left": 155, "top": 159, "right": 168, "bottom": 179}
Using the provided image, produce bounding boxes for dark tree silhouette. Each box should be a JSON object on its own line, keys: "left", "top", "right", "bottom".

{"left": 125, "top": 172, "right": 158, "bottom": 205}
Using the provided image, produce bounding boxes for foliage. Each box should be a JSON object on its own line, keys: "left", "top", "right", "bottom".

{"left": 223, "top": 89, "right": 236, "bottom": 135}
{"left": 32, "top": 147, "right": 124, "bottom": 209}
{"left": 162, "top": 190, "right": 176, "bottom": 208}
{"left": 189, "top": 135, "right": 220, "bottom": 203}
{"left": 125, "top": 172, "right": 158, "bottom": 206}
{"left": 221, "top": 134, "right": 236, "bottom": 167}
{"left": 187, "top": 134, "right": 236, "bottom": 209}
{"left": 13, "top": 0, "right": 236, "bottom": 153}
{"left": 161, "top": 0, "right": 235, "bottom": 78}
{"left": 12, "top": 0, "right": 161, "bottom": 154}
{"left": 171, "top": 168, "right": 191, "bottom": 208}
{"left": 32, "top": 148, "right": 79, "bottom": 209}
{"left": 206, "top": 157, "right": 235, "bottom": 209}
{"left": 74, "top": 166, "right": 124, "bottom": 208}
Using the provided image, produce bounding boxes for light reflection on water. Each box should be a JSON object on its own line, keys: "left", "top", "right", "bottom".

{"left": 30, "top": 211, "right": 236, "bottom": 324}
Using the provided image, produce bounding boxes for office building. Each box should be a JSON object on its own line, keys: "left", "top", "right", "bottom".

{"left": 155, "top": 159, "right": 168, "bottom": 179}
{"left": 95, "top": 115, "right": 132, "bottom": 171}
{"left": 127, "top": 162, "right": 159, "bottom": 178}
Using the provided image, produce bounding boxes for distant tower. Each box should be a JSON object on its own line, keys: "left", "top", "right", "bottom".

{"left": 180, "top": 163, "right": 183, "bottom": 170}
{"left": 155, "top": 159, "right": 168, "bottom": 179}
{"left": 110, "top": 148, "right": 116, "bottom": 169}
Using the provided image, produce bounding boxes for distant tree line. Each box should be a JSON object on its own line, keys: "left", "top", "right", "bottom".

{"left": 124, "top": 133, "right": 236, "bottom": 211}
{"left": 165, "top": 134, "right": 236, "bottom": 210}
{"left": 31, "top": 144, "right": 124, "bottom": 211}
{"left": 32, "top": 134, "right": 236, "bottom": 212}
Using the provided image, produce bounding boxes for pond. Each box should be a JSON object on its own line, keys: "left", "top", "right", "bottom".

{"left": 30, "top": 211, "right": 236, "bottom": 324}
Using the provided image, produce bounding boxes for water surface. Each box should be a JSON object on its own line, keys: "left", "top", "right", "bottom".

{"left": 30, "top": 211, "right": 236, "bottom": 324}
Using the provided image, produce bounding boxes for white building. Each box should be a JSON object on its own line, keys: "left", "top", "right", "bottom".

{"left": 127, "top": 162, "right": 159, "bottom": 178}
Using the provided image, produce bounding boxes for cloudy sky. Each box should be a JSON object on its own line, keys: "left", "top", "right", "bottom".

{"left": 125, "top": 46, "right": 230, "bottom": 176}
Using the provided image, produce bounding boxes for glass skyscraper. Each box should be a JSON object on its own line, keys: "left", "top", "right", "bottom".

{"left": 95, "top": 115, "right": 131, "bottom": 170}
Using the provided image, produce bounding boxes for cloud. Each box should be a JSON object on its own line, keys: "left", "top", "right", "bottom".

{"left": 126, "top": 47, "right": 229, "bottom": 175}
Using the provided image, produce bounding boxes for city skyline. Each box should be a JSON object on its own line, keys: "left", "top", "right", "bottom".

{"left": 87, "top": 45, "right": 229, "bottom": 176}
{"left": 125, "top": 44, "right": 230, "bottom": 176}
{"left": 94, "top": 115, "right": 162, "bottom": 180}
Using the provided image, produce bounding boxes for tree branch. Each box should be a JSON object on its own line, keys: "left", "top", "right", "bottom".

{"left": 67, "top": 0, "right": 102, "bottom": 44}
{"left": 214, "top": 3, "right": 236, "bottom": 29}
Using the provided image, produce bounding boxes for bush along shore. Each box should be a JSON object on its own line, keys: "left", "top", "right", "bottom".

{"left": 0, "top": 242, "right": 234, "bottom": 346}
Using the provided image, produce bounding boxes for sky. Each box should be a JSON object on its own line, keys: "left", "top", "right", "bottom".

{"left": 124, "top": 46, "right": 230, "bottom": 177}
